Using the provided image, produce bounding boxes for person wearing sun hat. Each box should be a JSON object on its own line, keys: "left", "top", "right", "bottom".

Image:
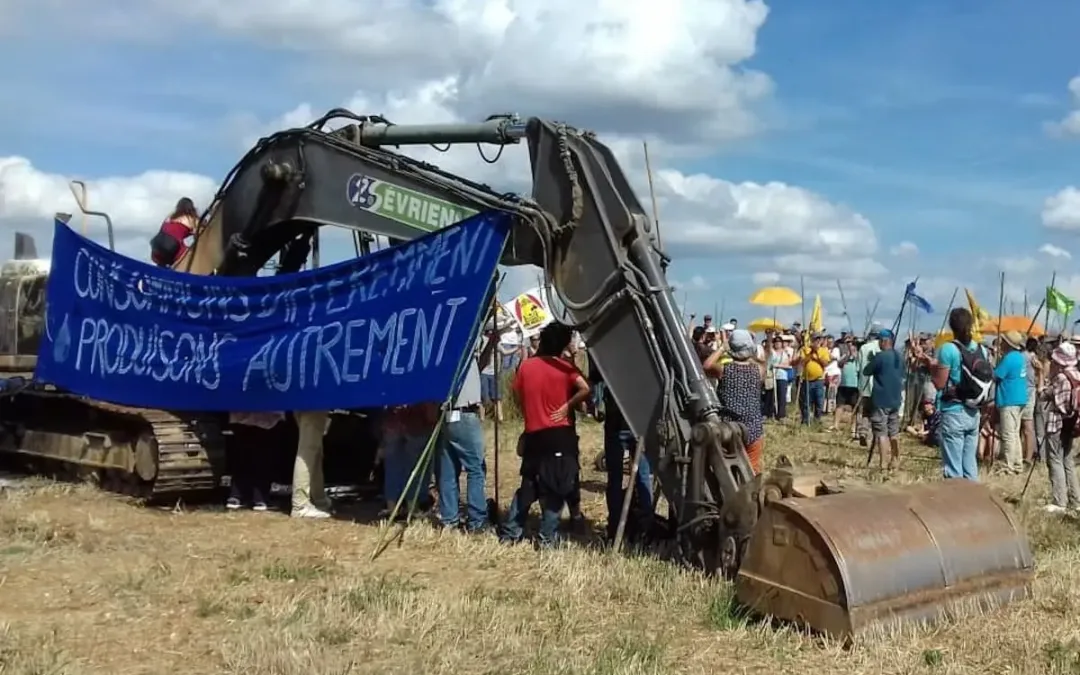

{"left": 1042, "top": 341, "right": 1080, "bottom": 513}
{"left": 994, "top": 330, "right": 1029, "bottom": 474}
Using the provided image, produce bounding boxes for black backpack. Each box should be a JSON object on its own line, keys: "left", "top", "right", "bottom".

{"left": 944, "top": 340, "right": 994, "bottom": 408}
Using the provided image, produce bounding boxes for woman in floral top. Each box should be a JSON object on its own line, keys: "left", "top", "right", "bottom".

{"left": 705, "top": 329, "right": 766, "bottom": 474}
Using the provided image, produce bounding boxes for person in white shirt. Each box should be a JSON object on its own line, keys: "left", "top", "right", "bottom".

{"left": 824, "top": 334, "right": 843, "bottom": 424}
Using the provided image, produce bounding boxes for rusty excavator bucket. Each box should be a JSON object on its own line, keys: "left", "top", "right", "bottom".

{"left": 735, "top": 477, "right": 1035, "bottom": 640}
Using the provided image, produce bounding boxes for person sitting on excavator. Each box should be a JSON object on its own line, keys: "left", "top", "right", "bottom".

{"left": 149, "top": 197, "right": 199, "bottom": 267}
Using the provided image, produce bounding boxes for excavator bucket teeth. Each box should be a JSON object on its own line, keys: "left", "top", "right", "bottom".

{"left": 735, "top": 479, "right": 1034, "bottom": 640}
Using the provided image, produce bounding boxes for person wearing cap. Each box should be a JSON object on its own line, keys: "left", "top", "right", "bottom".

{"left": 864, "top": 329, "right": 904, "bottom": 469}
{"left": 705, "top": 329, "right": 766, "bottom": 473}
{"left": 792, "top": 332, "right": 832, "bottom": 425}
{"left": 994, "top": 330, "right": 1029, "bottom": 474}
{"left": 1042, "top": 341, "right": 1080, "bottom": 513}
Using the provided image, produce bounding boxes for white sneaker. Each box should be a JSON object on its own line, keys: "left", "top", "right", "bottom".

{"left": 1043, "top": 504, "right": 1067, "bottom": 514}
{"left": 291, "top": 504, "right": 331, "bottom": 519}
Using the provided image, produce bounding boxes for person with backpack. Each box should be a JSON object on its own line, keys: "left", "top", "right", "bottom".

{"left": 931, "top": 308, "right": 995, "bottom": 480}
{"left": 1041, "top": 341, "right": 1080, "bottom": 514}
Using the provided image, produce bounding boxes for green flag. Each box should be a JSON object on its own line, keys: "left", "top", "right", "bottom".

{"left": 1047, "top": 286, "right": 1075, "bottom": 315}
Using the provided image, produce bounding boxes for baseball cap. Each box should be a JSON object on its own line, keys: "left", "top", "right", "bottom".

{"left": 879, "top": 329, "right": 895, "bottom": 341}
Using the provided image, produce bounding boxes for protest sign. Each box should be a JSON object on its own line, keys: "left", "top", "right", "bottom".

{"left": 504, "top": 286, "right": 553, "bottom": 338}
{"left": 35, "top": 211, "right": 511, "bottom": 411}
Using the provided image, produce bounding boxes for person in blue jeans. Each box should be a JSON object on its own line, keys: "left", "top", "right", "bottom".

{"left": 602, "top": 386, "right": 654, "bottom": 543}
{"left": 932, "top": 307, "right": 982, "bottom": 480}
{"left": 436, "top": 332, "right": 499, "bottom": 532}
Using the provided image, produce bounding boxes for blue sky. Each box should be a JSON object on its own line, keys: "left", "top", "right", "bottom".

{"left": 1, "top": 0, "right": 1078, "bottom": 333}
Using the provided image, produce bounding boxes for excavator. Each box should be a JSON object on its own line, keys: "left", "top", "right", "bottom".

{"left": 1, "top": 108, "right": 1034, "bottom": 639}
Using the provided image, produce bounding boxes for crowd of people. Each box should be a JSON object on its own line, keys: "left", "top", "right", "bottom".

{"left": 682, "top": 307, "right": 1080, "bottom": 515}
{"left": 222, "top": 300, "right": 1080, "bottom": 553}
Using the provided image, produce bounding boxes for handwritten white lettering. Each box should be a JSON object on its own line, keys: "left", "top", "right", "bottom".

{"left": 74, "top": 316, "right": 233, "bottom": 390}
{"left": 240, "top": 297, "right": 467, "bottom": 393}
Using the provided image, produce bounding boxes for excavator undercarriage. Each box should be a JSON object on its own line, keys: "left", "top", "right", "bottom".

{"left": 1, "top": 109, "right": 1035, "bottom": 639}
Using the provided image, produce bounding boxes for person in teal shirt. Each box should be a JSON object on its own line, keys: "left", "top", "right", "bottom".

{"left": 994, "top": 330, "right": 1029, "bottom": 474}
{"left": 934, "top": 308, "right": 982, "bottom": 480}
{"left": 836, "top": 338, "right": 860, "bottom": 431}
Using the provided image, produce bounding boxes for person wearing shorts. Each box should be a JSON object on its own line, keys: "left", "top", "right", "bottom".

{"left": 864, "top": 329, "right": 904, "bottom": 470}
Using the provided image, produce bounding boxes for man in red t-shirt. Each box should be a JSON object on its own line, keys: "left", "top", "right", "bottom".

{"left": 499, "top": 322, "right": 590, "bottom": 547}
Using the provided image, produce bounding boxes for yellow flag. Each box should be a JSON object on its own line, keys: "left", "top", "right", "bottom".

{"left": 809, "top": 294, "right": 824, "bottom": 333}
{"left": 964, "top": 288, "right": 990, "bottom": 341}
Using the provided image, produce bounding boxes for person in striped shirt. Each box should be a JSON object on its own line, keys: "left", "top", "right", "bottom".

{"left": 1042, "top": 341, "right": 1080, "bottom": 514}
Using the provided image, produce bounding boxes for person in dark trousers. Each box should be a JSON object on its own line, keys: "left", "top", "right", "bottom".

{"left": 225, "top": 413, "right": 282, "bottom": 512}
{"left": 864, "top": 329, "right": 904, "bottom": 470}
{"left": 601, "top": 380, "right": 654, "bottom": 544}
{"left": 499, "top": 322, "right": 590, "bottom": 548}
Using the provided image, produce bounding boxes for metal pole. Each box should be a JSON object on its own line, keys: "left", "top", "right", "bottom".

{"left": 995, "top": 272, "right": 1007, "bottom": 356}
{"left": 612, "top": 436, "right": 645, "bottom": 555}
{"left": 68, "top": 179, "right": 115, "bottom": 251}
{"left": 492, "top": 289, "right": 502, "bottom": 514}
{"left": 643, "top": 140, "right": 662, "bottom": 250}
{"left": 69, "top": 180, "right": 88, "bottom": 237}
{"left": 352, "top": 118, "right": 528, "bottom": 147}
{"left": 836, "top": 279, "right": 855, "bottom": 335}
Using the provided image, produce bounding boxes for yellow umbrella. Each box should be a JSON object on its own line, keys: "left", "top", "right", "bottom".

{"left": 984, "top": 315, "right": 1045, "bottom": 337}
{"left": 749, "top": 286, "right": 802, "bottom": 307}
{"left": 748, "top": 317, "right": 784, "bottom": 333}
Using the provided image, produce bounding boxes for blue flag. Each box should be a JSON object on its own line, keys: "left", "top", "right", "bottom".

{"left": 34, "top": 210, "right": 511, "bottom": 412}
{"left": 904, "top": 280, "right": 933, "bottom": 314}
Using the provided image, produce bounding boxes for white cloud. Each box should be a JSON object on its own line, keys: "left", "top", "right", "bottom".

{"left": 0, "top": 156, "right": 217, "bottom": 261}
{"left": 1046, "top": 76, "right": 1080, "bottom": 138}
{"left": 655, "top": 173, "right": 884, "bottom": 281}
{"left": 94, "top": 0, "right": 774, "bottom": 144}
{"left": 672, "top": 275, "right": 710, "bottom": 292}
{"left": 1040, "top": 243, "right": 1072, "bottom": 259}
{"left": 751, "top": 271, "right": 781, "bottom": 286}
{"left": 1044, "top": 186, "right": 1080, "bottom": 230}
{"left": 0, "top": 0, "right": 894, "bottom": 309}
{"left": 890, "top": 241, "right": 918, "bottom": 257}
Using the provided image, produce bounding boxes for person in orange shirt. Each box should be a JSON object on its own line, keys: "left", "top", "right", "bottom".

{"left": 792, "top": 332, "right": 832, "bottom": 425}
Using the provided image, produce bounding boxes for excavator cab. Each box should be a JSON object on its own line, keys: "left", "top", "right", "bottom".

{"left": 172, "top": 108, "right": 1033, "bottom": 639}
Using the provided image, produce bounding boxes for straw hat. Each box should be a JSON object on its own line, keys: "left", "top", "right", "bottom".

{"left": 1001, "top": 330, "right": 1025, "bottom": 350}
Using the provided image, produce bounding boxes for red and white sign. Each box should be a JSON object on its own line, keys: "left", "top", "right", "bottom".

{"left": 504, "top": 286, "right": 553, "bottom": 338}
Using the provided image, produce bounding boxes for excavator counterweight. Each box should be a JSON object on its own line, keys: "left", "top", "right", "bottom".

{"left": 162, "top": 108, "right": 1035, "bottom": 639}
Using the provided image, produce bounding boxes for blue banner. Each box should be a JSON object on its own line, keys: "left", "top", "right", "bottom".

{"left": 35, "top": 211, "right": 511, "bottom": 412}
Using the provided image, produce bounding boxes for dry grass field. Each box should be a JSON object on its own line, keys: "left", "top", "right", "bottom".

{"left": 3, "top": 416, "right": 1080, "bottom": 675}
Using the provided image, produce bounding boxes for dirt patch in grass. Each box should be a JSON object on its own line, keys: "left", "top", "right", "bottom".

{"left": 0, "top": 419, "right": 1076, "bottom": 674}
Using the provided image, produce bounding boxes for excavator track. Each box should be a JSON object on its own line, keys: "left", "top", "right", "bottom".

{"left": 0, "top": 376, "right": 226, "bottom": 500}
